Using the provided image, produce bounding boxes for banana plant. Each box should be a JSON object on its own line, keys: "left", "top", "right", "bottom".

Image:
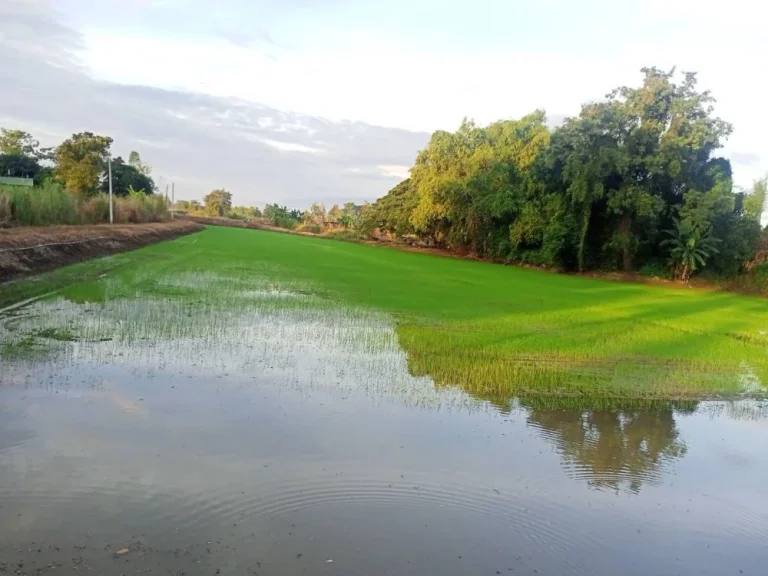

{"left": 661, "top": 218, "right": 720, "bottom": 282}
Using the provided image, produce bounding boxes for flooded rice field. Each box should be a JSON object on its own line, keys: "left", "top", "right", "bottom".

{"left": 1, "top": 268, "right": 767, "bottom": 575}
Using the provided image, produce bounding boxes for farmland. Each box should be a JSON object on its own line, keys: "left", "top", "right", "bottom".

{"left": 2, "top": 225, "right": 766, "bottom": 401}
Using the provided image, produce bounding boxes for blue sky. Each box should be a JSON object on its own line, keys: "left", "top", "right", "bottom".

{"left": 3, "top": 0, "right": 766, "bottom": 208}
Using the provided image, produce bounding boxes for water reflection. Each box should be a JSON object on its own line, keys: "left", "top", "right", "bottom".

{"left": 522, "top": 399, "right": 689, "bottom": 493}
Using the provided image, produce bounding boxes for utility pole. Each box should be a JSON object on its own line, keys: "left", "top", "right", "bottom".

{"left": 171, "top": 182, "right": 175, "bottom": 220}
{"left": 108, "top": 154, "right": 114, "bottom": 224}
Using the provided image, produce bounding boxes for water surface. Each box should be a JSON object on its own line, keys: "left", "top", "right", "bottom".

{"left": 1, "top": 271, "right": 767, "bottom": 575}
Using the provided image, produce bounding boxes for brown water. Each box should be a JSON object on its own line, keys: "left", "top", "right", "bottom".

{"left": 1, "top": 291, "right": 768, "bottom": 575}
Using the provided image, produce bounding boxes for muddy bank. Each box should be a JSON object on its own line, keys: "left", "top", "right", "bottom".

{"left": 0, "top": 220, "right": 203, "bottom": 281}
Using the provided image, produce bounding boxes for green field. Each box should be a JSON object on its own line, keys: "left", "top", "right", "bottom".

{"left": 2, "top": 225, "right": 767, "bottom": 401}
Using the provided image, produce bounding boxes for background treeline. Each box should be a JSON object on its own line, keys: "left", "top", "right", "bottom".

{"left": 360, "top": 68, "right": 767, "bottom": 281}
{"left": 0, "top": 129, "right": 166, "bottom": 226}
{"left": 175, "top": 191, "right": 364, "bottom": 238}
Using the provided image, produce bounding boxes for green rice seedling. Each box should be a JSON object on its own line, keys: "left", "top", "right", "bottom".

{"left": 2, "top": 225, "right": 767, "bottom": 401}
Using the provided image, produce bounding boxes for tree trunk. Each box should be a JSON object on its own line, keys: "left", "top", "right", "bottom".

{"left": 578, "top": 204, "right": 591, "bottom": 272}
{"left": 618, "top": 213, "right": 632, "bottom": 271}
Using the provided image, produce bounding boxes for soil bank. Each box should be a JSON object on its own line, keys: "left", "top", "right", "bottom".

{"left": 0, "top": 220, "right": 203, "bottom": 282}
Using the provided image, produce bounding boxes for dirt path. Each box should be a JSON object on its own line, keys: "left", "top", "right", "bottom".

{"left": 0, "top": 220, "right": 203, "bottom": 281}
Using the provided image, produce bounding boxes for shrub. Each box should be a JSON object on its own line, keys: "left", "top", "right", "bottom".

{"left": 639, "top": 261, "right": 670, "bottom": 278}
{"left": 324, "top": 229, "right": 363, "bottom": 242}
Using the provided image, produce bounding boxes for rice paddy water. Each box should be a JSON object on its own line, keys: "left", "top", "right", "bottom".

{"left": 1, "top": 226, "right": 767, "bottom": 575}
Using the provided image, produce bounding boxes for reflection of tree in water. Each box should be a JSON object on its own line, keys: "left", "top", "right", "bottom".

{"left": 520, "top": 397, "right": 696, "bottom": 493}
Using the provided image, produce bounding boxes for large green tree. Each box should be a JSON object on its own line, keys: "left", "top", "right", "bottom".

{"left": 0, "top": 153, "right": 40, "bottom": 180}
{"left": 101, "top": 156, "right": 155, "bottom": 196}
{"left": 366, "top": 67, "right": 756, "bottom": 279}
{"left": 0, "top": 127, "right": 54, "bottom": 184}
{"left": 54, "top": 132, "right": 113, "bottom": 196}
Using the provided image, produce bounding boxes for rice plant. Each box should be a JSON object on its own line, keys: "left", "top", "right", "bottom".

{"left": 2, "top": 225, "right": 767, "bottom": 401}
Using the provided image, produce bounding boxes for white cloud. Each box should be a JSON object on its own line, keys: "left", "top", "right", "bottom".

{"left": 76, "top": 19, "right": 768, "bottom": 189}
{"left": 259, "top": 138, "right": 326, "bottom": 154}
{"left": 377, "top": 165, "right": 410, "bottom": 179}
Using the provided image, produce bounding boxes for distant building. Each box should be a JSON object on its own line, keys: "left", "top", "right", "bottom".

{"left": 0, "top": 176, "right": 34, "bottom": 187}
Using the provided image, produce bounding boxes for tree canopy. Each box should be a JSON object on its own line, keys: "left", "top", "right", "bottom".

{"left": 365, "top": 68, "right": 766, "bottom": 279}
{"left": 0, "top": 128, "right": 160, "bottom": 195}
{"left": 203, "top": 189, "right": 233, "bottom": 216}
{"left": 101, "top": 156, "right": 155, "bottom": 196}
{"left": 128, "top": 150, "right": 152, "bottom": 177}
{"left": 54, "top": 132, "right": 113, "bottom": 196}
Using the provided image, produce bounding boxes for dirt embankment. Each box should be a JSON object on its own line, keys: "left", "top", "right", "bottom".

{"left": 0, "top": 220, "right": 203, "bottom": 282}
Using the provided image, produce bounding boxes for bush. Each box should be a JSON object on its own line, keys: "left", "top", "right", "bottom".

{"left": 639, "top": 261, "right": 670, "bottom": 278}
{"left": 743, "top": 262, "right": 768, "bottom": 291}
{"left": 273, "top": 215, "right": 298, "bottom": 230}
{"left": 324, "top": 229, "right": 363, "bottom": 242}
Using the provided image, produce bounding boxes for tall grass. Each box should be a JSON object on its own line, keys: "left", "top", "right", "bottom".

{"left": 0, "top": 182, "right": 78, "bottom": 226}
{"left": 0, "top": 183, "right": 168, "bottom": 226}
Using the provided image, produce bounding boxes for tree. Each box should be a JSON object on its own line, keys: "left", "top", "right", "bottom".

{"left": 0, "top": 128, "right": 53, "bottom": 161}
{"left": 362, "top": 179, "right": 419, "bottom": 237}
{"left": 0, "top": 153, "right": 40, "bottom": 179}
{"left": 100, "top": 156, "right": 155, "bottom": 196}
{"left": 744, "top": 177, "right": 767, "bottom": 224}
{"left": 340, "top": 202, "right": 361, "bottom": 229}
{"left": 230, "top": 205, "right": 261, "bottom": 220}
{"left": 264, "top": 204, "right": 301, "bottom": 229}
{"left": 203, "top": 189, "right": 233, "bottom": 216}
{"left": 303, "top": 202, "right": 327, "bottom": 226}
{"left": 662, "top": 219, "right": 720, "bottom": 281}
{"left": 128, "top": 150, "right": 152, "bottom": 177}
{"left": 328, "top": 204, "right": 342, "bottom": 223}
{"left": 54, "top": 132, "right": 113, "bottom": 196}
{"left": 363, "top": 67, "right": 755, "bottom": 277}
{"left": 0, "top": 128, "right": 54, "bottom": 184}
{"left": 604, "top": 68, "right": 732, "bottom": 270}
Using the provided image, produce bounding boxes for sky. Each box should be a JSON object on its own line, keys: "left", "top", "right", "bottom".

{"left": 1, "top": 0, "right": 766, "bottom": 210}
